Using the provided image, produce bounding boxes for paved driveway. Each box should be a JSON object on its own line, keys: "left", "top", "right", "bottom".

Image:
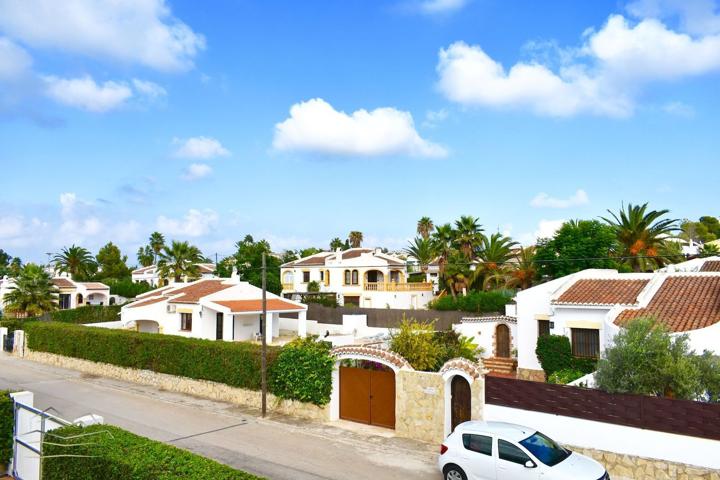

{"left": 0, "top": 354, "right": 438, "bottom": 480}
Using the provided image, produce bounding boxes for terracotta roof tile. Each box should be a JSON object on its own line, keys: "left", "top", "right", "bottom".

{"left": 132, "top": 266, "right": 155, "bottom": 274}
{"left": 52, "top": 278, "right": 75, "bottom": 288}
{"left": 555, "top": 279, "right": 650, "bottom": 305}
{"left": 136, "top": 285, "right": 173, "bottom": 299}
{"left": 127, "top": 297, "right": 166, "bottom": 308}
{"left": 167, "top": 280, "right": 234, "bottom": 304}
{"left": 213, "top": 299, "right": 304, "bottom": 313}
{"left": 79, "top": 282, "right": 109, "bottom": 290}
{"left": 616, "top": 275, "right": 720, "bottom": 332}
{"left": 342, "top": 249, "right": 372, "bottom": 260}
{"left": 197, "top": 263, "right": 216, "bottom": 274}
{"left": 700, "top": 261, "right": 720, "bottom": 272}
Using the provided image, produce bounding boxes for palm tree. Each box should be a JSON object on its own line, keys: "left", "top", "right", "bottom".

{"left": 157, "top": 241, "right": 204, "bottom": 283}
{"left": 149, "top": 231, "right": 166, "bottom": 264}
{"left": 348, "top": 231, "right": 364, "bottom": 248}
{"left": 473, "top": 233, "right": 518, "bottom": 289}
{"left": 454, "top": 215, "right": 484, "bottom": 259}
{"left": 416, "top": 217, "right": 434, "bottom": 240}
{"left": 508, "top": 246, "right": 537, "bottom": 290}
{"left": 4, "top": 264, "right": 58, "bottom": 317}
{"left": 329, "top": 237, "right": 345, "bottom": 250}
{"left": 404, "top": 237, "right": 435, "bottom": 273}
{"left": 53, "top": 245, "right": 96, "bottom": 279}
{"left": 431, "top": 223, "right": 455, "bottom": 275}
{"left": 602, "top": 203, "right": 679, "bottom": 272}
{"left": 137, "top": 245, "right": 155, "bottom": 267}
{"left": 444, "top": 252, "right": 471, "bottom": 299}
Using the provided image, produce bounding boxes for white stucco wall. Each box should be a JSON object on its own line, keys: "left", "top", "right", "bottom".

{"left": 454, "top": 321, "right": 517, "bottom": 358}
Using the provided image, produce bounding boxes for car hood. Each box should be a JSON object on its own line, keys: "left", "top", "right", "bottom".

{"left": 548, "top": 451, "right": 606, "bottom": 479}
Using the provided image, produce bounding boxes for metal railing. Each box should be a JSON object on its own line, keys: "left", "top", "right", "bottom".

{"left": 363, "top": 282, "right": 433, "bottom": 292}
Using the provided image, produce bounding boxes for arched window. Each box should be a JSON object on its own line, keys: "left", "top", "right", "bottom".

{"left": 344, "top": 270, "right": 351, "bottom": 285}
{"left": 283, "top": 271, "right": 294, "bottom": 284}
{"left": 351, "top": 270, "right": 359, "bottom": 285}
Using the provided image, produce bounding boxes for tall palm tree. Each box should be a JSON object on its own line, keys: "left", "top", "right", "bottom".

{"left": 431, "top": 223, "right": 455, "bottom": 275}
{"left": 137, "top": 245, "right": 155, "bottom": 267}
{"left": 472, "top": 233, "right": 518, "bottom": 289}
{"left": 149, "top": 231, "right": 166, "bottom": 264}
{"left": 4, "top": 264, "right": 58, "bottom": 317}
{"left": 416, "top": 217, "right": 434, "bottom": 240}
{"left": 348, "top": 231, "right": 364, "bottom": 248}
{"left": 602, "top": 203, "right": 679, "bottom": 272}
{"left": 454, "top": 215, "right": 484, "bottom": 259}
{"left": 329, "top": 237, "right": 345, "bottom": 250}
{"left": 53, "top": 245, "right": 96, "bottom": 279}
{"left": 508, "top": 246, "right": 537, "bottom": 290}
{"left": 404, "top": 237, "right": 435, "bottom": 273}
{"left": 444, "top": 252, "right": 471, "bottom": 299}
{"left": 157, "top": 241, "right": 204, "bottom": 283}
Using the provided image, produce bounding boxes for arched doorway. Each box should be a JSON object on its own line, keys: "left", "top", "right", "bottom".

{"left": 496, "top": 324, "right": 510, "bottom": 358}
{"left": 135, "top": 320, "right": 160, "bottom": 333}
{"left": 451, "top": 375, "right": 471, "bottom": 432}
{"left": 75, "top": 293, "right": 84, "bottom": 306}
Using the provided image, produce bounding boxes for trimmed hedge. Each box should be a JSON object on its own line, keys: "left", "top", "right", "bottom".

{"left": 50, "top": 305, "right": 122, "bottom": 324}
{"left": 428, "top": 290, "right": 513, "bottom": 313}
{"left": 25, "top": 322, "right": 278, "bottom": 391}
{"left": 0, "top": 391, "right": 12, "bottom": 468}
{"left": 43, "top": 424, "right": 263, "bottom": 479}
{"left": 269, "top": 337, "right": 334, "bottom": 406}
{"left": 536, "top": 334, "right": 598, "bottom": 378}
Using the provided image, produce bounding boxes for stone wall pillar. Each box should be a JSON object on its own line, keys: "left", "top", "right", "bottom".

{"left": 395, "top": 370, "right": 445, "bottom": 444}
{"left": 13, "top": 329, "right": 26, "bottom": 357}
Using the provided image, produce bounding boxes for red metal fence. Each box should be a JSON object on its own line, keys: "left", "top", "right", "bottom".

{"left": 485, "top": 376, "right": 720, "bottom": 441}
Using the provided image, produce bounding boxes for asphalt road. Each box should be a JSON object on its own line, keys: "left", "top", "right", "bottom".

{"left": 0, "top": 353, "right": 438, "bottom": 480}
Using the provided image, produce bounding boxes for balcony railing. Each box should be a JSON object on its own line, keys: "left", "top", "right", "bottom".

{"left": 282, "top": 283, "right": 294, "bottom": 291}
{"left": 363, "top": 282, "right": 433, "bottom": 292}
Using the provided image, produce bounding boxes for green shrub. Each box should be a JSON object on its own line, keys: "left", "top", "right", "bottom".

{"left": 102, "top": 278, "right": 153, "bottom": 299}
{"left": 304, "top": 295, "right": 339, "bottom": 308}
{"left": 269, "top": 337, "right": 334, "bottom": 406}
{"left": 42, "top": 424, "right": 263, "bottom": 479}
{"left": 0, "top": 318, "right": 33, "bottom": 333}
{"left": 428, "top": 290, "right": 512, "bottom": 313}
{"left": 24, "top": 322, "right": 278, "bottom": 391}
{"left": 547, "top": 368, "right": 585, "bottom": 385}
{"left": 50, "top": 305, "right": 122, "bottom": 324}
{"left": 389, "top": 318, "right": 443, "bottom": 371}
{"left": 433, "top": 329, "right": 481, "bottom": 369}
{"left": 306, "top": 281, "right": 321, "bottom": 293}
{"left": 0, "top": 391, "right": 12, "bottom": 467}
{"left": 571, "top": 357, "right": 598, "bottom": 374}
{"left": 535, "top": 335, "right": 572, "bottom": 377}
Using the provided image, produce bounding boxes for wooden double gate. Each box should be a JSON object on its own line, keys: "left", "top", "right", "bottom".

{"left": 339, "top": 366, "right": 395, "bottom": 429}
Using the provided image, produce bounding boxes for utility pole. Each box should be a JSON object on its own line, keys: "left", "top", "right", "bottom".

{"left": 261, "top": 253, "right": 267, "bottom": 418}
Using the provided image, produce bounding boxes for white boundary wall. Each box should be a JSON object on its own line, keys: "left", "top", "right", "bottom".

{"left": 485, "top": 404, "right": 720, "bottom": 470}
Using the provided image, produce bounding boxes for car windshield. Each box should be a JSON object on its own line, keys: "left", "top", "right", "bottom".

{"left": 519, "top": 431, "right": 571, "bottom": 467}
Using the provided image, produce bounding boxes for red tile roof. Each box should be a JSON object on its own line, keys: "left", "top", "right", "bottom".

{"left": 700, "top": 261, "right": 720, "bottom": 272}
{"left": 136, "top": 285, "right": 173, "bottom": 299}
{"left": 79, "top": 282, "right": 109, "bottom": 290}
{"left": 127, "top": 297, "right": 166, "bottom": 308}
{"left": 52, "top": 278, "right": 75, "bottom": 288}
{"left": 554, "top": 279, "right": 650, "bottom": 305}
{"left": 167, "top": 280, "right": 234, "bottom": 304}
{"left": 342, "top": 249, "right": 372, "bottom": 259}
{"left": 213, "top": 299, "right": 304, "bottom": 313}
{"left": 132, "top": 266, "right": 155, "bottom": 274}
{"left": 197, "top": 263, "right": 216, "bottom": 274}
{"left": 615, "top": 276, "right": 720, "bottom": 332}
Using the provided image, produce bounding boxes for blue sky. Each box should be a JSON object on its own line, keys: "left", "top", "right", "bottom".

{"left": 1, "top": 0, "right": 719, "bottom": 263}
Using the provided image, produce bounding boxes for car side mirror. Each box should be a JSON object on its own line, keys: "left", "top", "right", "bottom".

{"left": 524, "top": 460, "right": 536, "bottom": 468}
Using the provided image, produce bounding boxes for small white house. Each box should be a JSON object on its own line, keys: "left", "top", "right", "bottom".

{"left": 131, "top": 263, "right": 216, "bottom": 287}
{"left": 120, "top": 274, "right": 308, "bottom": 342}
{"left": 514, "top": 258, "right": 720, "bottom": 381}
{"left": 280, "top": 248, "right": 434, "bottom": 309}
{"left": 0, "top": 273, "right": 112, "bottom": 314}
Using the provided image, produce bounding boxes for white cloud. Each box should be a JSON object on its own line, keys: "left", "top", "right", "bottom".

{"left": 156, "top": 209, "right": 219, "bottom": 237}
{"left": 273, "top": 98, "right": 447, "bottom": 158}
{"left": 437, "top": 13, "right": 720, "bottom": 117}
{"left": 419, "top": 0, "right": 469, "bottom": 14}
{"left": 43, "top": 75, "right": 133, "bottom": 112}
{"left": 182, "top": 163, "right": 213, "bottom": 180}
{"left": 422, "top": 108, "right": 448, "bottom": 128}
{"left": 0, "top": 37, "right": 32, "bottom": 81}
{"left": 627, "top": 0, "right": 720, "bottom": 35}
{"left": 530, "top": 189, "right": 589, "bottom": 209}
{"left": 0, "top": 0, "right": 205, "bottom": 72}
{"left": 173, "top": 136, "right": 230, "bottom": 159}
{"left": 662, "top": 100, "right": 695, "bottom": 117}
{"left": 132, "top": 79, "right": 167, "bottom": 98}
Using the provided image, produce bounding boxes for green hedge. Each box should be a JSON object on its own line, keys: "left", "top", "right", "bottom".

{"left": 0, "top": 391, "right": 12, "bottom": 467}
{"left": 102, "top": 278, "right": 153, "bottom": 299}
{"left": 25, "top": 322, "right": 278, "bottom": 390}
{"left": 43, "top": 424, "right": 263, "bottom": 479}
{"left": 269, "top": 337, "right": 334, "bottom": 406}
{"left": 536, "top": 335, "right": 598, "bottom": 378}
{"left": 428, "top": 290, "right": 512, "bottom": 313}
{"left": 50, "top": 305, "right": 122, "bottom": 324}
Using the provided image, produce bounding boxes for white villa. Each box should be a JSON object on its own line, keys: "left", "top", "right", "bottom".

{"left": 514, "top": 257, "right": 720, "bottom": 381}
{"left": 131, "top": 263, "right": 217, "bottom": 287}
{"left": 280, "top": 248, "right": 434, "bottom": 309}
{"left": 120, "top": 272, "right": 308, "bottom": 342}
{"left": 0, "top": 273, "right": 112, "bottom": 314}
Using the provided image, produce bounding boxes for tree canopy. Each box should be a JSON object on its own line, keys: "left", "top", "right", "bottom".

{"left": 96, "top": 242, "right": 131, "bottom": 280}
{"left": 3, "top": 263, "right": 58, "bottom": 317}
{"left": 217, "top": 235, "right": 282, "bottom": 294}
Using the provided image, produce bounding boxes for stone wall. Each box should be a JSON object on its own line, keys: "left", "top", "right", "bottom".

{"left": 395, "top": 370, "right": 445, "bottom": 443}
{"left": 572, "top": 446, "right": 720, "bottom": 480}
{"left": 23, "top": 350, "right": 330, "bottom": 422}
{"left": 516, "top": 367, "right": 545, "bottom": 382}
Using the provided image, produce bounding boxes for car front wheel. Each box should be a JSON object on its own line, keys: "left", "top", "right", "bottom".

{"left": 443, "top": 464, "right": 467, "bottom": 480}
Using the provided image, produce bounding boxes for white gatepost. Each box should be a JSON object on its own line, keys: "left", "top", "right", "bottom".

{"left": 265, "top": 312, "right": 274, "bottom": 342}
{"left": 13, "top": 330, "right": 25, "bottom": 357}
{"left": 298, "top": 310, "right": 307, "bottom": 338}
{"left": 0, "top": 327, "right": 7, "bottom": 352}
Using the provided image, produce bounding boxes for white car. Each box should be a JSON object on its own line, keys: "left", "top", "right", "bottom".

{"left": 439, "top": 421, "right": 609, "bottom": 480}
